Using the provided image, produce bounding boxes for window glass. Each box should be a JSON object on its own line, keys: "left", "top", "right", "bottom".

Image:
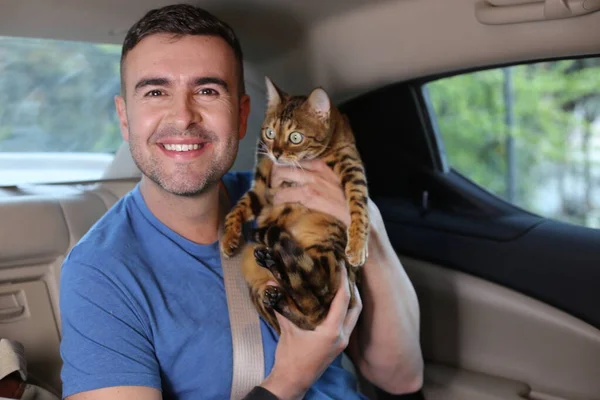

{"left": 0, "top": 36, "right": 122, "bottom": 185}
{"left": 425, "top": 58, "right": 600, "bottom": 228}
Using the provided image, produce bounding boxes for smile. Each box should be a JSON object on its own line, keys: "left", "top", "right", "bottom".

{"left": 162, "top": 143, "right": 205, "bottom": 152}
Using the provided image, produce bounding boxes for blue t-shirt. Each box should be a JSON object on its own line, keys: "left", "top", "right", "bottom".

{"left": 59, "top": 171, "right": 366, "bottom": 399}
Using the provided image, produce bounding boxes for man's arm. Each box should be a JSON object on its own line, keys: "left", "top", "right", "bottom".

{"left": 345, "top": 199, "right": 423, "bottom": 394}
{"left": 270, "top": 160, "right": 424, "bottom": 395}
{"left": 59, "top": 257, "right": 162, "bottom": 400}
{"left": 66, "top": 386, "right": 161, "bottom": 400}
{"left": 66, "top": 386, "right": 279, "bottom": 400}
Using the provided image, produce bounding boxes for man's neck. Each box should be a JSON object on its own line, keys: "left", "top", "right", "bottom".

{"left": 139, "top": 177, "right": 223, "bottom": 245}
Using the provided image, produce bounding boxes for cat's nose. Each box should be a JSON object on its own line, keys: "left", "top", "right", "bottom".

{"left": 273, "top": 150, "right": 282, "bottom": 159}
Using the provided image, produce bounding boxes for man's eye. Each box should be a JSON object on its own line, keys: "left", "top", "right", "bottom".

{"left": 145, "top": 90, "right": 163, "bottom": 97}
{"left": 198, "top": 88, "right": 218, "bottom": 96}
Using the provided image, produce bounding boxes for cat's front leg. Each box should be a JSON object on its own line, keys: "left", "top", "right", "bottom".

{"left": 221, "top": 157, "right": 273, "bottom": 257}
{"left": 344, "top": 179, "right": 370, "bottom": 267}
{"left": 221, "top": 190, "right": 261, "bottom": 257}
{"left": 328, "top": 151, "right": 370, "bottom": 267}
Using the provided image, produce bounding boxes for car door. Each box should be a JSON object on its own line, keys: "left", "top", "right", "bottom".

{"left": 339, "top": 55, "right": 600, "bottom": 400}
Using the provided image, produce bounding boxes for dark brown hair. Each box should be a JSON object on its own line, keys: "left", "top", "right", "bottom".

{"left": 120, "top": 4, "right": 245, "bottom": 95}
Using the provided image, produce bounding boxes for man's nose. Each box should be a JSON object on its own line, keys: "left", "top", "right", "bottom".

{"left": 168, "top": 94, "right": 201, "bottom": 129}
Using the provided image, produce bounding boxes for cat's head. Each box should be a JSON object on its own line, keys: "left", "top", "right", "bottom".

{"left": 258, "top": 77, "right": 334, "bottom": 165}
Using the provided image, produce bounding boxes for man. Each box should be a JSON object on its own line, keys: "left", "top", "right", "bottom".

{"left": 59, "top": 4, "right": 423, "bottom": 400}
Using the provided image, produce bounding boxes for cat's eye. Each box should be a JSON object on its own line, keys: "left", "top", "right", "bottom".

{"left": 289, "top": 131, "right": 304, "bottom": 144}
{"left": 265, "top": 128, "right": 276, "bottom": 140}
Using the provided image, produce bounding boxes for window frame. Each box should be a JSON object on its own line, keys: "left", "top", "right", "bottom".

{"left": 412, "top": 53, "right": 600, "bottom": 222}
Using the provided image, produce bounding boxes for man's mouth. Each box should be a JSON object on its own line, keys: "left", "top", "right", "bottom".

{"left": 161, "top": 143, "right": 206, "bottom": 152}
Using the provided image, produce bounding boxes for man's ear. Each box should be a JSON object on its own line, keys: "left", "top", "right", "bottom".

{"left": 115, "top": 95, "right": 130, "bottom": 142}
{"left": 238, "top": 94, "right": 251, "bottom": 140}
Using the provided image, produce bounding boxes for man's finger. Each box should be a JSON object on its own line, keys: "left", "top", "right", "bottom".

{"left": 319, "top": 265, "right": 351, "bottom": 329}
{"left": 273, "top": 185, "right": 351, "bottom": 227}
{"left": 343, "top": 282, "right": 362, "bottom": 335}
{"left": 296, "top": 159, "right": 328, "bottom": 172}
{"left": 272, "top": 185, "right": 310, "bottom": 206}
{"left": 298, "top": 159, "right": 340, "bottom": 185}
{"left": 271, "top": 165, "right": 313, "bottom": 188}
{"left": 274, "top": 309, "right": 299, "bottom": 335}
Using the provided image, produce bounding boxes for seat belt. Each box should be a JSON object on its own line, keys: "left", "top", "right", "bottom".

{"left": 218, "top": 185, "right": 265, "bottom": 400}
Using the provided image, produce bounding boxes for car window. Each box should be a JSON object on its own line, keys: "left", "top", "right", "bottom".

{"left": 424, "top": 57, "right": 600, "bottom": 228}
{"left": 0, "top": 36, "right": 122, "bottom": 186}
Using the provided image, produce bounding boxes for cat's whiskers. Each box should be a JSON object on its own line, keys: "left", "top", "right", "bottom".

{"left": 293, "top": 160, "right": 307, "bottom": 176}
{"left": 257, "top": 142, "right": 269, "bottom": 153}
{"left": 266, "top": 153, "right": 291, "bottom": 167}
{"left": 256, "top": 143, "right": 271, "bottom": 158}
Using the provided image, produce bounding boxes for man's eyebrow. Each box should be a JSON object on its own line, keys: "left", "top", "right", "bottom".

{"left": 134, "top": 77, "right": 171, "bottom": 92}
{"left": 194, "top": 77, "right": 229, "bottom": 93}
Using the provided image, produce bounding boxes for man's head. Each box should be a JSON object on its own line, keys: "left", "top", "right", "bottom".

{"left": 115, "top": 4, "right": 250, "bottom": 197}
{"left": 120, "top": 4, "right": 245, "bottom": 97}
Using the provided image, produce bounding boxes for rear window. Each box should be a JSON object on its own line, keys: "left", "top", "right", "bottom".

{"left": 425, "top": 57, "right": 600, "bottom": 228}
{"left": 0, "top": 36, "right": 122, "bottom": 185}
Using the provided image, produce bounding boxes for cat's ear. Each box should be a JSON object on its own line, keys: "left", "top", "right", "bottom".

{"left": 306, "top": 87, "right": 331, "bottom": 120}
{"left": 265, "top": 76, "right": 284, "bottom": 109}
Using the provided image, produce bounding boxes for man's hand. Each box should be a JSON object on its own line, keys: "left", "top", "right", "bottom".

{"left": 260, "top": 265, "right": 362, "bottom": 400}
{"left": 270, "top": 160, "right": 351, "bottom": 227}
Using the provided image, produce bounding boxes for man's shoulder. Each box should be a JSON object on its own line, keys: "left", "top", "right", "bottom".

{"left": 64, "top": 189, "right": 137, "bottom": 271}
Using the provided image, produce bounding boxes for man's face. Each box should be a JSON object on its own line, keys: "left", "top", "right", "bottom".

{"left": 115, "top": 33, "right": 250, "bottom": 196}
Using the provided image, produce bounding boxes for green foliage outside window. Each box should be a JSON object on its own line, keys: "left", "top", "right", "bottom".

{"left": 426, "top": 58, "right": 600, "bottom": 228}
{"left": 0, "top": 36, "right": 122, "bottom": 153}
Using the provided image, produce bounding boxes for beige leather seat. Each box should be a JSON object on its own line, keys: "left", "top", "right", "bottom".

{"left": 0, "top": 143, "right": 141, "bottom": 396}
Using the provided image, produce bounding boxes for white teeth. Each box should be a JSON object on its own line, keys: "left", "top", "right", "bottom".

{"left": 164, "top": 144, "right": 201, "bottom": 151}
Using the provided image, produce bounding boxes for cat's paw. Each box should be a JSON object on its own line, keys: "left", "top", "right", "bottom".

{"left": 263, "top": 285, "right": 284, "bottom": 309}
{"left": 221, "top": 225, "right": 242, "bottom": 258}
{"left": 345, "top": 236, "right": 368, "bottom": 267}
{"left": 254, "top": 246, "right": 276, "bottom": 269}
{"left": 254, "top": 246, "right": 285, "bottom": 283}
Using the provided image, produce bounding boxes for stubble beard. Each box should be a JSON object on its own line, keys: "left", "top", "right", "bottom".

{"left": 129, "top": 125, "right": 239, "bottom": 197}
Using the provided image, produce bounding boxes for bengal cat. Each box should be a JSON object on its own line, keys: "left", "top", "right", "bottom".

{"left": 220, "top": 77, "right": 370, "bottom": 334}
